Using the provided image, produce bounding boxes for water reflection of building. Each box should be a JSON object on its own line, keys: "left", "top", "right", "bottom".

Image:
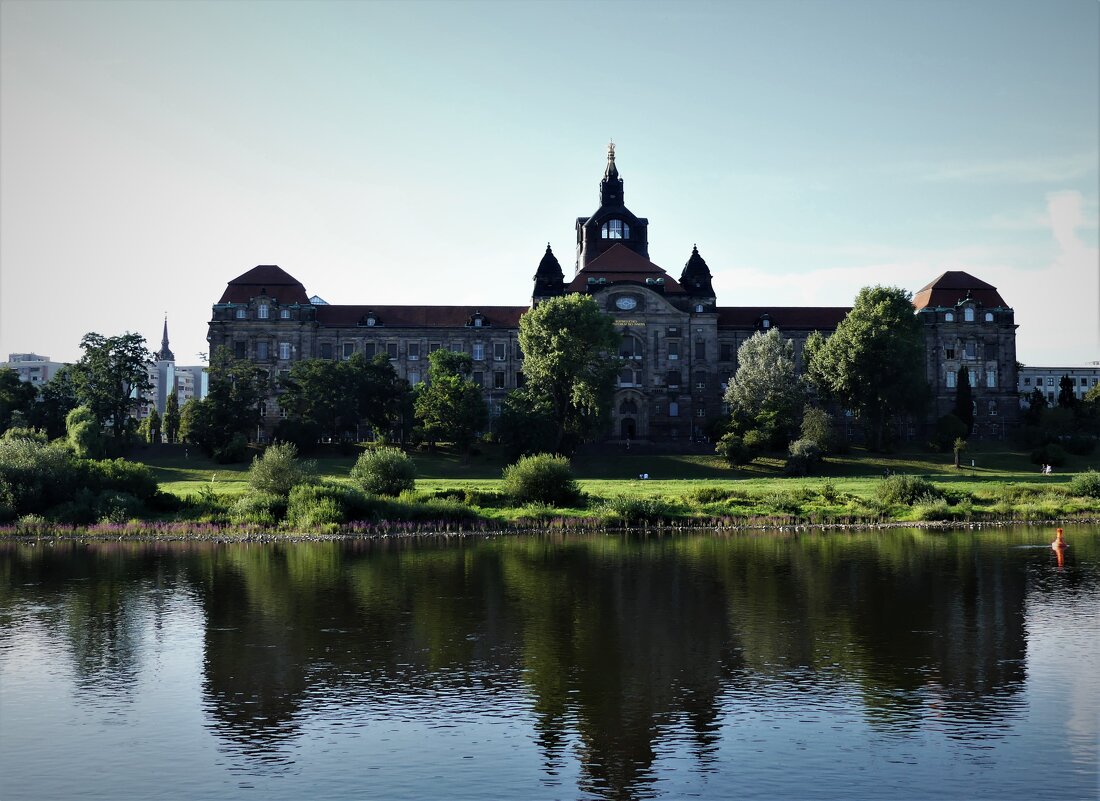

{"left": 1, "top": 534, "right": 1075, "bottom": 799}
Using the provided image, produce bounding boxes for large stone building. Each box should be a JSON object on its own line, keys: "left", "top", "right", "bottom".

{"left": 208, "top": 146, "right": 1020, "bottom": 443}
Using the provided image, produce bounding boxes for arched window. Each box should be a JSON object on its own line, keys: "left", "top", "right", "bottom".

{"left": 984, "top": 312, "right": 994, "bottom": 322}
{"left": 601, "top": 219, "right": 630, "bottom": 239}
{"left": 964, "top": 307, "right": 975, "bottom": 322}
{"left": 280, "top": 309, "right": 291, "bottom": 320}
{"left": 694, "top": 304, "right": 704, "bottom": 313}
{"left": 257, "top": 303, "right": 269, "bottom": 320}
{"left": 235, "top": 308, "right": 247, "bottom": 319}
{"left": 944, "top": 311, "right": 954, "bottom": 322}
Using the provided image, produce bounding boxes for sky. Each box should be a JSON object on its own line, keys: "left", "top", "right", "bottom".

{"left": 1, "top": 0, "right": 1097, "bottom": 367}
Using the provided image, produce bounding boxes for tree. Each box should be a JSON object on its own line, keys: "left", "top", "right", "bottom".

{"left": 71, "top": 332, "right": 153, "bottom": 443}
{"left": 163, "top": 388, "right": 181, "bottom": 444}
{"left": 0, "top": 369, "right": 38, "bottom": 436}
{"left": 723, "top": 329, "right": 804, "bottom": 447}
{"left": 183, "top": 346, "right": 266, "bottom": 458}
{"left": 1022, "top": 387, "right": 1047, "bottom": 427}
{"left": 807, "top": 286, "right": 928, "bottom": 451}
{"left": 413, "top": 350, "right": 488, "bottom": 456}
{"left": 139, "top": 408, "right": 162, "bottom": 444}
{"left": 66, "top": 405, "right": 103, "bottom": 458}
{"left": 518, "top": 294, "right": 620, "bottom": 453}
{"left": 1057, "top": 375, "right": 1076, "bottom": 408}
{"left": 800, "top": 405, "right": 835, "bottom": 455}
{"left": 495, "top": 387, "right": 558, "bottom": 459}
{"left": 953, "top": 365, "right": 974, "bottom": 436}
{"left": 953, "top": 436, "right": 967, "bottom": 469}
{"left": 276, "top": 353, "right": 411, "bottom": 445}
{"left": 29, "top": 366, "right": 79, "bottom": 440}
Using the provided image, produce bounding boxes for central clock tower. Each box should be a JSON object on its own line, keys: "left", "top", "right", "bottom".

{"left": 574, "top": 143, "right": 650, "bottom": 273}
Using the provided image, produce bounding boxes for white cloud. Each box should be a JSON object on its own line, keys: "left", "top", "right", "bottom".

{"left": 711, "top": 190, "right": 1100, "bottom": 364}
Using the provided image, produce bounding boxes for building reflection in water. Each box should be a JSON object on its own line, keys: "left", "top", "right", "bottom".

{"left": 2, "top": 530, "right": 1093, "bottom": 799}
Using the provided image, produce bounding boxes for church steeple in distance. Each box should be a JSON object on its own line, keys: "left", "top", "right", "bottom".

{"left": 600, "top": 140, "right": 624, "bottom": 207}
{"left": 157, "top": 315, "right": 175, "bottom": 362}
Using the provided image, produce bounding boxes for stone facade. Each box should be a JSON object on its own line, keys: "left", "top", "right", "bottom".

{"left": 208, "top": 146, "right": 1020, "bottom": 442}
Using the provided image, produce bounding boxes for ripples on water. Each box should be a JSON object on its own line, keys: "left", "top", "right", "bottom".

{"left": 0, "top": 529, "right": 1097, "bottom": 800}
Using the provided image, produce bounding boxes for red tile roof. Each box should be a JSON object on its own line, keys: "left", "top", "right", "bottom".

{"left": 717, "top": 306, "right": 850, "bottom": 330}
{"left": 913, "top": 271, "right": 1007, "bottom": 309}
{"left": 315, "top": 305, "right": 528, "bottom": 329}
{"left": 567, "top": 244, "right": 685, "bottom": 293}
{"left": 218, "top": 265, "right": 310, "bottom": 304}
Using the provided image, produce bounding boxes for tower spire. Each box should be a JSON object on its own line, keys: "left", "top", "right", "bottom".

{"left": 600, "top": 140, "right": 624, "bottom": 207}
{"left": 157, "top": 315, "right": 175, "bottom": 361}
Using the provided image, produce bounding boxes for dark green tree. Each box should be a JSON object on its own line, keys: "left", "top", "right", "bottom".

{"left": 413, "top": 350, "right": 488, "bottom": 456}
{"left": 163, "top": 388, "right": 181, "bottom": 444}
{"left": 1022, "top": 386, "right": 1047, "bottom": 427}
{"left": 30, "top": 366, "right": 79, "bottom": 440}
{"left": 0, "top": 368, "right": 38, "bottom": 435}
{"left": 495, "top": 387, "right": 558, "bottom": 459}
{"left": 182, "top": 346, "right": 266, "bottom": 458}
{"left": 806, "top": 286, "right": 928, "bottom": 451}
{"left": 71, "top": 332, "right": 153, "bottom": 443}
{"left": 517, "top": 294, "right": 620, "bottom": 453}
{"left": 141, "top": 408, "right": 162, "bottom": 444}
{"left": 1057, "top": 375, "right": 1076, "bottom": 408}
{"left": 953, "top": 365, "right": 974, "bottom": 436}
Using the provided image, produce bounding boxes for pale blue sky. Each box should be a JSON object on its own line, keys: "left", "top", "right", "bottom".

{"left": 1, "top": 0, "right": 1097, "bottom": 365}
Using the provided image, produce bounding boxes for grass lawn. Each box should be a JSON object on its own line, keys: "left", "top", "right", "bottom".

{"left": 139, "top": 441, "right": 1097, "bottom": 502}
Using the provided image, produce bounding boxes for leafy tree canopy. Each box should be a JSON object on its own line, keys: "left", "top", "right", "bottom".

{"left": 414, "top": 350, "right": 488, "bottom": 453}
{"left": 71, "top": 332, "right": 153, "bottom": 441}
{"left": 163, "top": 388, "right": 181, "bottom": 444}
{"left": 807, "top": 286, "right": 928, "bottom": 451}
{"left": 0, "top": 368, "right": 38, "bottom": 436}
{"left": 518, "top": 294, "right": 620, "bottom": 453}
{"left": 183, "top": 346, "right": 266, "bottom": 457}
{"left": 723, "top": 328, "right": 804, "bottom": 445}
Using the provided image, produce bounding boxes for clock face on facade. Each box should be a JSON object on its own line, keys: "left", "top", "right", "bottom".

{"left": 615, "top": 296, "right": 638, "bottom": 311}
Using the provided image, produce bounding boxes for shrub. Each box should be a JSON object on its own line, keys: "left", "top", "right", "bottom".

{"left": 0, "top": 436, "right": 80, "bottom": 516}
{"left": 600, "top": 494, "right": 674, "bottom": 523}
{"left": 213, "top": 433, "right": 249, "bottom": 464}
{"left": 287, "top": 483, "right": 354, "bottom": 528}
{"left": 684, "top": 486, "right": 734, "bottom": 504}
{"left": 1063, "top": 435, "right": 1096, "bottom": 456}
{"left": 230, "top": 491, "right": 288, "bottom": 525}
{"left": 351, "top": 447, "right": 417, "bottom": 497}
{"left": 96, "top": 491, "right": 142, "bottom": 523}
{"left": 762, "top": 490, "right": 803, "bottom": 515}
{"left": 875, "top": 474, "right": 942, "bottom": 506}
{"left": 80, "top": 458, "right": 159, "bottom": 500}
{"left": 800, "top": 406, "right": 835, "bottom": 454}
{"left": 742, "top": 429, "right": 770, "bottom": 454}
{"left": 715, "top": 432, "right": 753, "bottom": 465}
{"left": 248, "top": 443, "right": 314, "bottom": 497}
{"left": 785, "top": 438, "right": 821, "bottom": 476}
{"left": 1068, "top": 469, "right": 1100, "bottom": 498}
{"left": 913, "top": 493, "right": 953, "bottom": 521}
{"left": 1030, "top": 443, "right": 1067, "bottom": 467}
{"left": 501, "top": 453, "right": 581, "bottom": 507}
{"left": 819, "top": 481, "right": 840, "bottom": 504}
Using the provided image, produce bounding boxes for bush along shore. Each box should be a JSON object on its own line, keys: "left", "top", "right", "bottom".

{"left": 4, "top": 435, "right": 1100, "bottom": 539}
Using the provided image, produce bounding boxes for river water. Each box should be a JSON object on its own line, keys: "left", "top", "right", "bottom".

{"left": 1, "top": 526, "right": 1097, "bottom": 800}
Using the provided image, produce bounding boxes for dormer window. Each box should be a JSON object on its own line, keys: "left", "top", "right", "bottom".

{"left": 601, "top": 219, "right": 630, "bottom": 240}
{"left": 258, "top": 303, "right": 269, "bottom": 319}
{"left": 964, "top": 307, "right": 975, "bottom": 322}
{"left": 235, "top": 308, "right": 247, "bottom": 319}
{"left": 984, "top": 312, "right": 994, "bottom": 322}
{"left": 361, "top": 311, "right": 378, "bottom": 327}
{"left": 468, "top": 311, "right": 488, "bottom": 328}
{"left": 280, "top": 309, "right": 291, "bottom": 320}
{"left": 761, "top": 316, "right": 771, "bottom": 330}
{"left": 694, "top": 304, "right": 704, "bottom": 313}
{"left": 944, "top": 311, "right": 954, "bottom": 322}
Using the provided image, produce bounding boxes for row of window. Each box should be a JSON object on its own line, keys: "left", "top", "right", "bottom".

{"left": 236, "top": 306, "right": 293, "bottom": 320}
{"left": 946, "top": 369, "right": 997, "bottom": 388}
{"left": 235, "top": 339, "right": 521, "bottom": 362}
{"left": 943, "top": 342, "right": 998, "bottom": 360}
{"left": 944, "top": 309, "right": 995, "bottom": 323}
{"left": 1022, "top": 376, "right": 1098, "bottom": 387}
